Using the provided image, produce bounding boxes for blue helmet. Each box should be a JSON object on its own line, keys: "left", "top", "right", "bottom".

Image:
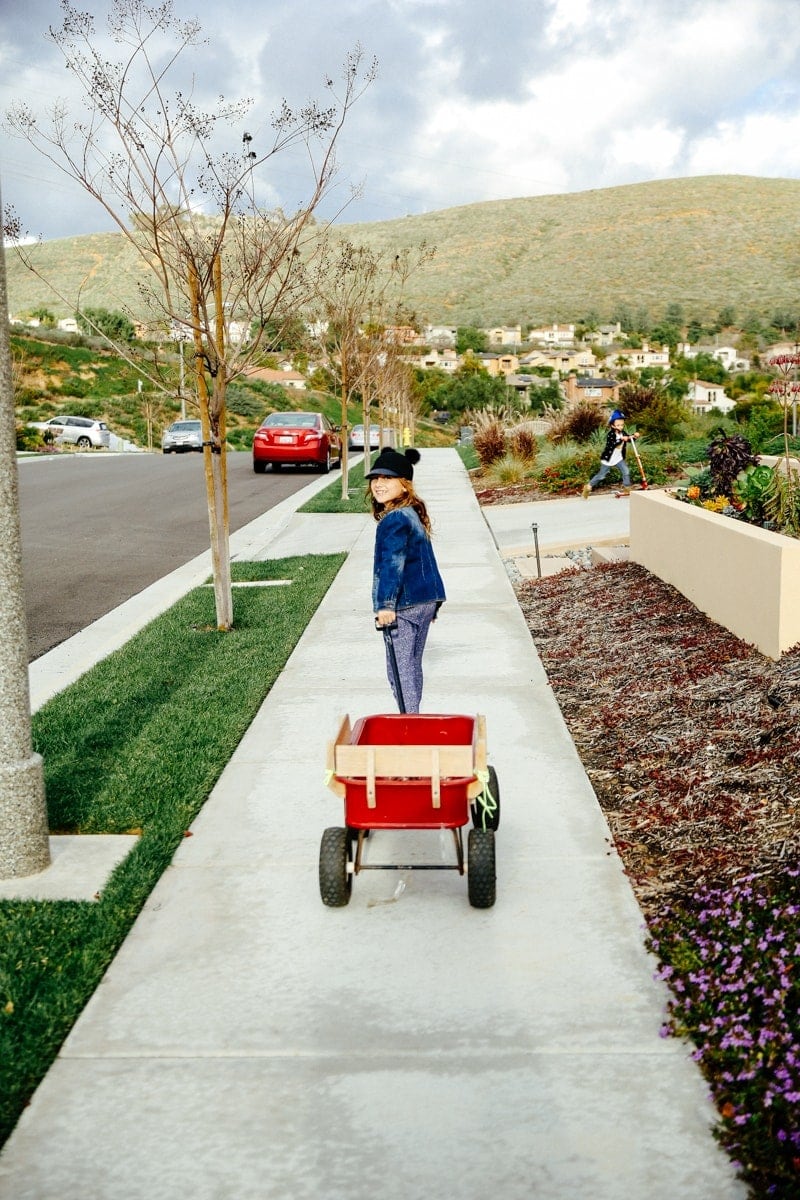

{"left": 609, "top": 409, "right": 625, "bottom": 423}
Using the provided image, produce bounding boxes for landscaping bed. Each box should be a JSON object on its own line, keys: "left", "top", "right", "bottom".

{"left": 515, "top": 560, "right": 800, "bottom": 1198}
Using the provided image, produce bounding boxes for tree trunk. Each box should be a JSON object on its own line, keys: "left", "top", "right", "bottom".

{"left": 0, "top": 221, "right": 50, "bottom": 879}
{"left": 340, "top": 365, "right": 350, "bottom": 501}
{"left": 189, "top": 260, "right": 233, "bottom": 631}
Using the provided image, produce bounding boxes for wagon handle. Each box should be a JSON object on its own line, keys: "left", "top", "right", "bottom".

{"left": 376, "top": 620, "right": 407, "bottom": 713}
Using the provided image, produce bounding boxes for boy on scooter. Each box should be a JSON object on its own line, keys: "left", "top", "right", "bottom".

{"left": 581, "top": 409, "right": 641, "bottom": 498}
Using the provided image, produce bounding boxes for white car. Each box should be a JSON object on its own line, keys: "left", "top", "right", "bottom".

{"left": 162, "top": 419, "right": 203, "bottom": 453}
{"left": 348, "top": 424, "right": 394, "bottom": 451}
{"left": 29, "top": 415, "right": 110, "bottom": 449}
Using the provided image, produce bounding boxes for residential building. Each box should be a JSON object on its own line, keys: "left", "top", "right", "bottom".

{"left": 505, "top": 373, "right": 557, "bottom": 405}
{"left": 57, "top": 317, "right": 79, "bottom": 333}
{"left": 245, "top": 366, "right": 307, "bottom": 391}
{"left": 384, "top": 325, "right": 424, "bottom": 346}
{"left": 424, "top": 325, "right": 457, "bottom": 348}
{"left": 584, "top": 322, "right": 623, "bottom": 346}
{"left": 563, "top": 374, "right": 621, "bottom": 408}
{"left": 762, "top": 342, "right": 799, "bottom": 363}
{"left": 520, "top": 347, "right": 596, "bottom": 374}
{"left": 606, "top": 342, "right": 670, "bottom": 371}
{"left": 474, "top": 352, "right": 520, "bottom": 377}
{"left": 678, "top": 343, "right": 751, "bottom": 372}
{"left": 485, "top": 325, "right": 522, "bottom": 347}
{"left": 527, "top": 322, "right": 575, "bottom": 347}
{"left": 686, "top": 379, "right": 735, "bottom": 415}
{"left": 410, "top": 347, "right": 460, "bottom": 372}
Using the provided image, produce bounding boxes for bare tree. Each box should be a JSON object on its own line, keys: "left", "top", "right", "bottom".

{"left": 5, "top": 0, "right": 375, "bottom": 628}
{"left": 309, "top": 240, "right": 433, "bottom": 497}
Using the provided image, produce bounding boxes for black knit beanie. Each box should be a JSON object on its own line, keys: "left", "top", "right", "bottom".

{"left": 365, "top": 447, "right": 421, "bottom": 481}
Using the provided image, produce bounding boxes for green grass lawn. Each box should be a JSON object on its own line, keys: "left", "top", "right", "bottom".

{"left": 298, "top": 456, "right": 374, "bottom": 514}
{"left": 0, "top": 553, "right": 345, "bottom": 1147}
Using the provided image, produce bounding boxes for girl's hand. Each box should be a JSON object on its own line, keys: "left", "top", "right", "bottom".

{"left": 376, "top": 609, "right": 396, "bottom": 627}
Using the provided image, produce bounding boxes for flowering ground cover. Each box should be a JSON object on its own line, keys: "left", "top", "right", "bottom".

{"left": 516, "top": 562, "right": 800, "bottom": 1198}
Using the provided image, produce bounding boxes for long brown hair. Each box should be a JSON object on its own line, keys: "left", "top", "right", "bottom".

{"left": 368, "top": 479, "right": 432, "bottom": 534}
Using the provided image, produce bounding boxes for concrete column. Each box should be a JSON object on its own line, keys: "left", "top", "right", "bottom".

{"left": 0, "top": 212, "right": 50, "bottom": 878}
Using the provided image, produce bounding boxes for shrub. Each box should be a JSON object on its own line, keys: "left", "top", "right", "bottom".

{"left": 227, "top": 427, "right": 255, "bottom": 451}
{"left": 547, "top": 403, "right": 604, "bottom": 444}
{"left": 765, "top": 470, "right": 800, "bottom": 538}
{"left": 15, "top": 425, "right": 43, "bottom": 451}
{"left": 473, "top": 419, "right": 507, "bottom": 467}
{"left": 508, "top": 427, "right": 538, "bottom": 462}
{"left": 734, "top": 464, "right": 774, "bottom": 523}
{"left": 483, "top": 453, "right": 530, "bottom": 485}
{"left": 619, "top": 382, "right": 687, "bottom": 440}
{"left": 707, "top": 430, "right": 757, "bottom": 496}
{"left": 227, "top": 382, "right": 279, "bottom": 417}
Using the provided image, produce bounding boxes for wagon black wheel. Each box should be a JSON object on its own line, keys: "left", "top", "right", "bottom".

{"left": 319, "top": 827, "right": 352, "bottom": 907}
{"left": 76, "top": 436, "right": 92, "bottom": 449}
{"left": 471, "top": 765, "right": 500, "bottom": 831}
{"left": 467, "top": 829, "right": 496, "bottom": 908}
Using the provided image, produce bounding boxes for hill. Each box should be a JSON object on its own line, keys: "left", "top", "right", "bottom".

{"left": 7, "top": 175, "right": 800, "bottom": 327}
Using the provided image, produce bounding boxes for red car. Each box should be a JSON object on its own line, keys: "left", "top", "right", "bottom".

{"left": 252, "top": 412, "right": 342, "bottom": 474}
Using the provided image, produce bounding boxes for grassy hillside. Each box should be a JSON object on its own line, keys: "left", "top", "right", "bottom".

{"left": 7, "top": 175, "right": 800, "bottom": 327}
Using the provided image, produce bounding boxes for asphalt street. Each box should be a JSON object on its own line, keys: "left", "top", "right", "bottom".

{"left": 17, "top": 450, "right": 320, "bottom": 661}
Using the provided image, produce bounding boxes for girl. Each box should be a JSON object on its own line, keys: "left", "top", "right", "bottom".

{"left": 365, "top": 447, "right": 446, "bottom": 713}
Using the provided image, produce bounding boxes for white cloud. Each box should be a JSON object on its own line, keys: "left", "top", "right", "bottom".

{"left": 3, "top": 0, "right": 800, "bottom": 238}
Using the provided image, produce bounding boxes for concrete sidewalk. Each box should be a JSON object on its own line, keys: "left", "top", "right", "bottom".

{"left": 0, "top": 450, "right": 744, "bottom": 1199}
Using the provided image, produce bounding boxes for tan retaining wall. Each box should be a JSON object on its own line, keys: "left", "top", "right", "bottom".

{"left": 629, "top": 490, "right": 800, "bottom": 659}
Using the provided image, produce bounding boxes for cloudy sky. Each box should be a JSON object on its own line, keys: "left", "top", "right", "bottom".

{"left": 3, "top": 0, "right": 800, "bottom": 241}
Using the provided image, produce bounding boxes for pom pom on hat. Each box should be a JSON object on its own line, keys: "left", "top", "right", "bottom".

{"left": 365, "top": 446, "right": 420, "bottom": 480}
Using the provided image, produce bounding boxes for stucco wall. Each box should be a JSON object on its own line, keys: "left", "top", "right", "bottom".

{"left": 629, "top": 490, "right": 800, "bottom": 659}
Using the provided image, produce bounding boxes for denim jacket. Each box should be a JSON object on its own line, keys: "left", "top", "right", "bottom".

{"left": 372, "top": 506, "right": 446, "bottom": 613}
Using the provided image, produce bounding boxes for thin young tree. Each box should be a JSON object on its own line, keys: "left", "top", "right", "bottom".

{"left": 310, "top": 240, "right": 432, "bottom": 498}
{"left": 5, "top": 0, "right": 375, "bottom": 628}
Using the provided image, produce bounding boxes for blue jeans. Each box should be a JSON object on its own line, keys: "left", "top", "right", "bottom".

{"left": 383, "top": 602, "right": 438, "bottom": 713}
{"left": 590, "top": 458, "right": 631, "bottom": 489}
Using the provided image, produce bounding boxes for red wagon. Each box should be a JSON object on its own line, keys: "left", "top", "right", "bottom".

{"left": 320, "top": 711, "right": 499, "bottom": 908}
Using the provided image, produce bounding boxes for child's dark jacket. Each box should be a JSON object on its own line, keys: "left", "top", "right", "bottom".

{"left": 372, "top": 507, "right": 446, "bottom": 613}
{"left": 600, "top": 427, "right": 630, "bottom": 463}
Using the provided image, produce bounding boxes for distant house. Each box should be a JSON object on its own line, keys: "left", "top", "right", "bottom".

{"left": 520, "top": 347, "right": 596, "bottom": 374}
{"left": 678, "top": 343, "right": 750, "bottom": 372}
{"left": 528, "top": 322, "right": 575, "bottom": 347}
{"left": 564, "top": 374, "right": 620, "bottom": 408}
{"left": 584, "top": 322, "right": 622, "bottom": 346}
{"left": 485, "top": 325, "right": 522, "bottom": 347}
{"left": 228, "top": 320, "right": 251, "bottom": 347}
{"left": 606, "top": 342, "right": 670, "bottom": 371}
{"left": 410, "top": 347, "right": 460, "bottom": 372}
{"left": 686, "top": 379, "right": 735, "bottom": 415}
{"left": 474, "top": 351, "right": 519, "bottom": 377}
{"left": 506, "top": 373, "right": 556, "bottom": 404}
{"left": 246, "top": 366, "right": 307, "bottom": 391}
{"left": 424, "top": 325, "right": 457, "bottom": 348}
{"left": 763, "top": 342, "right": 799, "bottom": 363}
{"left": 58, "top": 317, "right": 79, "bottom": 333}
{"left": 384, "top": 325, "right": 423, "bottom": 346}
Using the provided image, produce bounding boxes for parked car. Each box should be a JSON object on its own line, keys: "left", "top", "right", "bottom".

{"left": 162, "top": 419, "right": 203, "bottom": 453}
{"left": 348, "top": 424, "right": 395, "bottom": 451}
{"left": 28, "top": 415, "right": 111, "bottom": 449}
{"left": 252, "top": 412, "right": 342, "bottom": 474}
